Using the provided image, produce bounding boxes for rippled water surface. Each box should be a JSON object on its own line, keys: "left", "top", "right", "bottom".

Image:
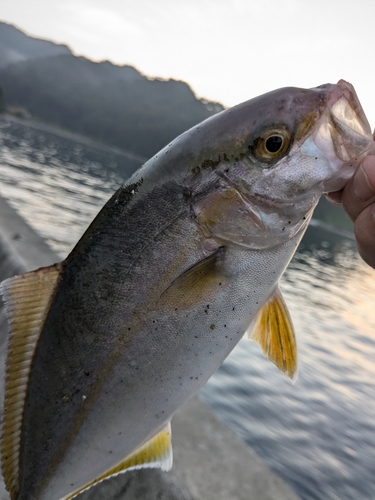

{"left": 1, "top": 118, "right": 375, "bottom": 500}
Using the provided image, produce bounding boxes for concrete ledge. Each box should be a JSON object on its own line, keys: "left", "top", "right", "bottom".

{"left": 0, "top": 195, "right": 300, "bottom": 500}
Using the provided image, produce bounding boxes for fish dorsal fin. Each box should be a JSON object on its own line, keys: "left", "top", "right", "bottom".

{"left": 0, "top": 263, "right": 62, "bottom": 499}
{"left": 247, "top": 287, "right": 297, "bottom": 380}
{"left": 62, "top": 422, "right": 173, "bottom": 500}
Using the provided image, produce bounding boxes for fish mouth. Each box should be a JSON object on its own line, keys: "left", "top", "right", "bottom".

{"left": 327, "top": 79, "right": 373, "bottom": 162}
{"left": 305, "top": 80, "right": 374, "bottom": 192}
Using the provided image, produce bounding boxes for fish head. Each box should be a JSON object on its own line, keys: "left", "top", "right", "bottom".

{"left": 190, "top": 80, "right": 373, "bottom": 249}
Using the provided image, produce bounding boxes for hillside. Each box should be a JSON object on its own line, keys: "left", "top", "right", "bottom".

{"left": 0, "top": 22, "right": 223, "bottom": 158}
{"left": 0, "top": 21, "right": 71, "bottom": 68}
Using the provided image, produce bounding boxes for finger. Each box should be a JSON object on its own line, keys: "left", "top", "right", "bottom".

{"left": 353, "top": 203, "right": 375, "bottom": 268}
{"left": 341, "top": 156, "right": 375, "bottom": 221}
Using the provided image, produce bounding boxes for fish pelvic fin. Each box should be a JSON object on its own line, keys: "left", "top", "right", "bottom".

{"left": 61, "top": 421, "right": 173, "bottom": 500}
{"left": 247, "top": 286, "right": 298, "bottom": 380}
{"left": 0, "top": 263, "right": 63, "bottom": 499}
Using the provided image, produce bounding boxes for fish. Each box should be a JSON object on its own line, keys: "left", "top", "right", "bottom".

{"left": 0, "top": 80, "right": 373, "bottom": 500}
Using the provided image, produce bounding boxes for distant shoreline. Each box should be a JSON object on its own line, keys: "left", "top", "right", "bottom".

{"left": 0, "top": 112, "right": 148, "bottom": 164}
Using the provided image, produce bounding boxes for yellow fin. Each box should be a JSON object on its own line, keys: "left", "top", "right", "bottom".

{"left": 62, "top": 422, "right": 173, "bottom": 500}
{"left": 0, "top": 263, "right": 62, "bottom": 499}
{"left": 247, "top": 287, "right": 297, "bottom": 379}
{"left": 159, "top": 247, "right": 226, "bottom": 310}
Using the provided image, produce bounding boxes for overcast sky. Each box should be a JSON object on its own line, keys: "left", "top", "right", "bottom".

{"left": 2, "top": 0, "right": 375, "bottom": 125}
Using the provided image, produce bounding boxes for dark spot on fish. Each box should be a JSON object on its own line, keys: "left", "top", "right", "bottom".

{"left": 288, "top": 221, "right": 291, "bottom": 224}
{"left": 233, "top": 307, "right": 235, "bottom": 311}
{"left": 192, "top": 166, "right": 200, "bottom": 174}
{"left": 201, "top": 158, "right": 221, "bottom": 169}
{"left": 85, "top": 370, "right": 90, "bottom": 376}
{"left": 115, "top": 178, "right": 143, "bottom": 207}
{"left": 282, "top": 227, "right": 285, "bottom": 231}
{"left": 210, "top": 324, "right": 215, "bottom": 330}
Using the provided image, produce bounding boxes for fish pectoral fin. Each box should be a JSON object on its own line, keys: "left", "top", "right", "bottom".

{"left": 62, "top": 422, "right": 173, "bottom": 500}
{"left": 246, "top": 286, "right": 297, "bottom": 380}
{"left": 0, "top": 263, "right": 63, "bottom": 499}
{"left": 158, "top": 247, "right": 226, "bottom": 310}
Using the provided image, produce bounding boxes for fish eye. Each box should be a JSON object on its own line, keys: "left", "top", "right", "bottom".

{"left": 253, "top": 126, "right": 291, "bottom": 163}
{"left": 265, "top": 135, "right": 283, "bottom": 153}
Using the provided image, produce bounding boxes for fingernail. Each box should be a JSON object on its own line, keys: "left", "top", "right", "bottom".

{"left": 352, "top": 164, "right": 375, "bottom": 201}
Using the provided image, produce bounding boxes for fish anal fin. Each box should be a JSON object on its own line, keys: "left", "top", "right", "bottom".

{"left": 62, "top": 422, "right": 173, "bottom": 500}
{"left": 0, "top": 263, "right": 63, "bottom": 499}
{"left": 247, "top": 287, "right": 297, "bottom": 380}
{"left": 159, "top": 247, "right": 226, "bottom": 310}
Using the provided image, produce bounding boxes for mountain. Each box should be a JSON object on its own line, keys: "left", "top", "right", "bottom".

{"left": 0, "top": 21, "right": 223, "bottom": 158}
{"left": 0, "top": 21, "right": 71, "bottom": 68}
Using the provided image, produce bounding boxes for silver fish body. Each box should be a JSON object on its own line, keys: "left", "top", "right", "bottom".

{"left": 1, "top": 80, "right": 373, "bottom": 499}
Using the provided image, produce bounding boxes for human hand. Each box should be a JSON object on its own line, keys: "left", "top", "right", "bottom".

{"left": 326, "top": 155, "right": 375, "bottom": 269}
